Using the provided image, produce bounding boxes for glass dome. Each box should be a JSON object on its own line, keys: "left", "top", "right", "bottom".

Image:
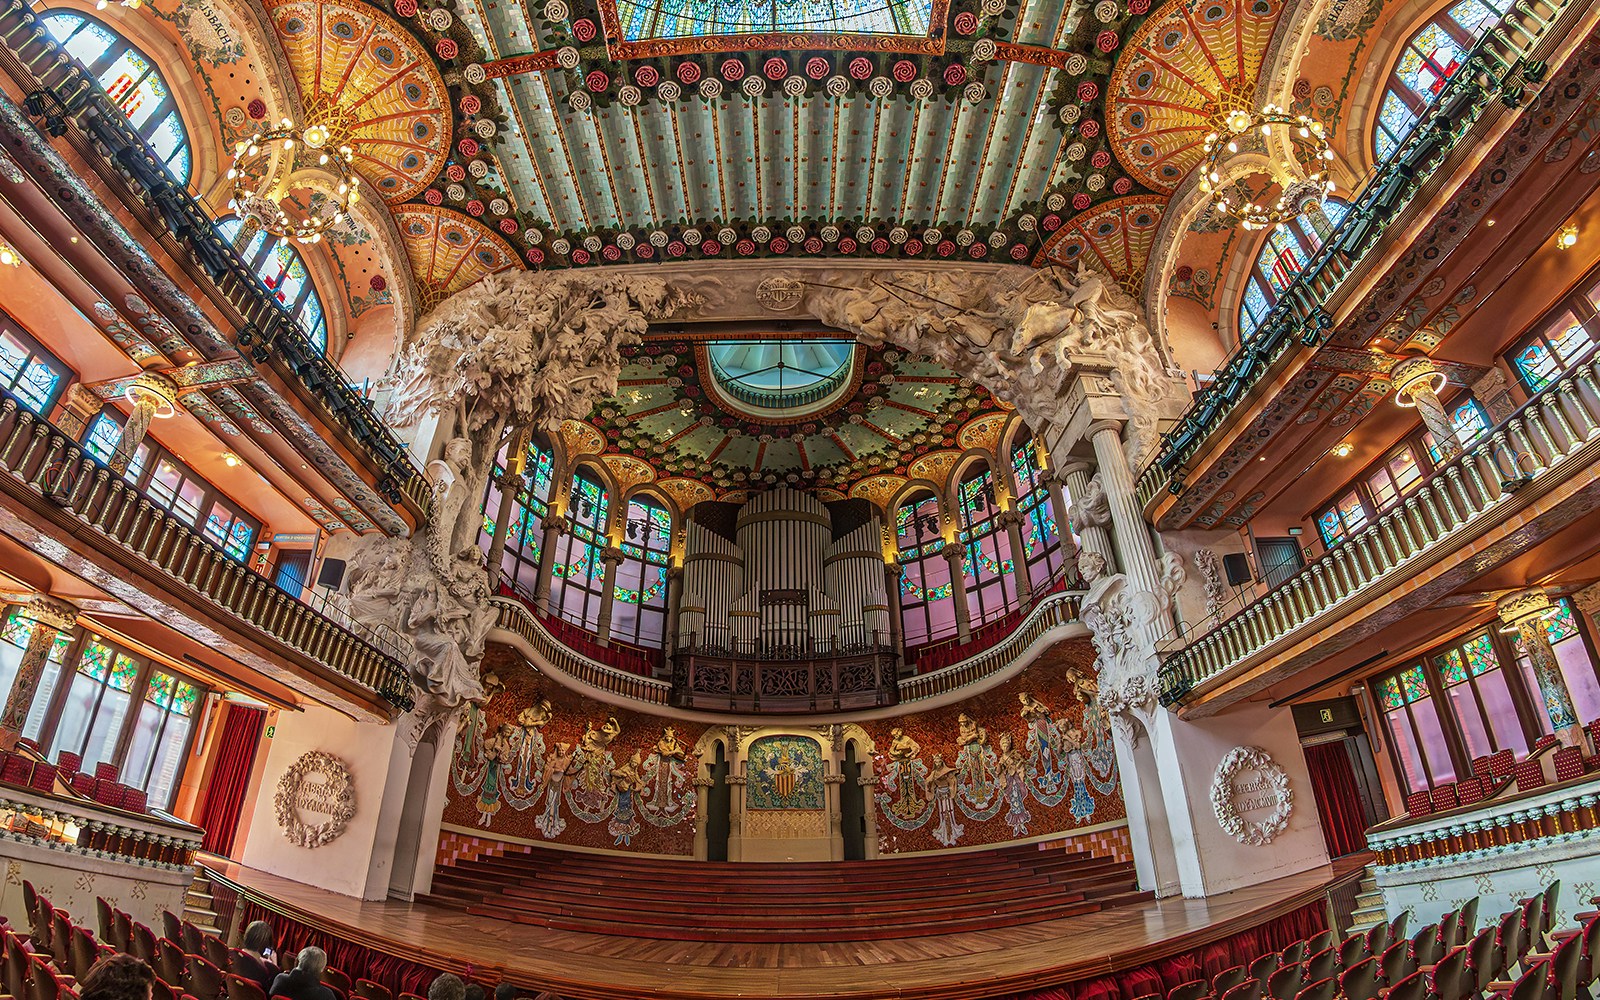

{"left": 706, "top": 339, "right": 856, "bottom": 412}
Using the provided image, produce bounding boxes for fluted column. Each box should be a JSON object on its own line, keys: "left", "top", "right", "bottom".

{"left": 109, "top": 373, "right": 178, "bottom": 475}
{"left": 999, "top": 509, "right": 1034, "bottom": 606}
{"left": 940, "top": 543, "right": 972, "bottom": 640}
{"left": 533, "top": 516, "right": 564, "bottom": 608}
{"left": 1089, "top": 421, "right": 1164, "bottom": 605}
{"left": 1394, "top": 357, "right": 1462, "bottom": 459}
{"left": 595, "top": 546, "right": 626, "bottom": 641}
{"left": 1058, "top": 461, "right": 1114, "bottom": 570}
{"left": 884, "top": 562, "right": 906, "bottom": 659}
{"left": 1497, "top": 589, "right": 1583, "bottom": 746}
{"left": 0, "top": 596, "right": 77, "bottom": 747}
{"left": 484, "top": 468, "right": 523, "bottom": 589}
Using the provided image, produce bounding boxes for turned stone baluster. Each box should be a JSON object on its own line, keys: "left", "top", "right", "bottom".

{"left": 1544, "top": 392, "right": 1580, "bottom": 452}
{"left": 1289, "top": 581, "right": 1312, "bottom": 623}
{"left": 154, "top": 522, "right": 180, "bottom": 568}
{"left": 1509, "top": 418, "right": 1544, "bottom": 474}
{"left": 1573, "top": 369, "right": 1600, "bottom": 433}
{"left": 1373, "top": 517, "right": 1399, "bottom": 571}
{"left": 1329, "top": 548, "right": 1354, "bottom": 594}
{"left": 1435, "top": 472, "right": 1467, "bottom": 528}
{"left": 0, "top": 400, "right": 21, "bottom": 464}
{"left": 1444, "top": 467, "right": 1478, "bottom": 521}
{"left": 1558, "top": 377, "right": 1599, "bottom": 439}
{"left": 1461, "top": 452, "right": 1495, "bottom": 509}
{"left": 128, "top": 500, "right": 158, "bottom": 554}
{"left": 1270, "top": 592, "right": 1292, "bottom": 632}
{"left": 33, "top": 433, "right": 66, "bottom": 490}
{"left": 17, "top": 419, "right": 47, "bottom": 474}
{"left": 1525, "top": 405, "right": 1563, "bottom": 460}
{"left": 105, "top": 482, "right": 136, "bottom": 536}
{"left": 78, "top": 466, "right": 111, "bottom": 516}
{"left": 1487, "top": 429, "right": 1517, "bottom": 484}
{"left": 1401, "top": 498, "right": 1429, "bottom": 553}
{"left": 1391, "top": 506, "right": 1419, "bottom": 556}
{"left": 63, "top": 456, "right": 96, "bottom": 509}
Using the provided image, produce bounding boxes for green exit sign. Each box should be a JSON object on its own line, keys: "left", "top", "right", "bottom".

{"left": 265, "top": 725, "right": 276, "bottom": 739}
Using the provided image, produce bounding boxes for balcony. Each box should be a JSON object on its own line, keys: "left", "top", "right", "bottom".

{"left": 1159, "top": 346, "right": 1600, "bottom": 714}
{"left": 1138, "top": 0, "right": 1578, "bottom": 511}
{"left": 0, "top": 390, "right": 411, "bottom": 714}
{"left": 672, "top": 626, "right": 898, "bottom": 713}
{"left": 489, "top": 584, "right": 1086, "bottom": 714}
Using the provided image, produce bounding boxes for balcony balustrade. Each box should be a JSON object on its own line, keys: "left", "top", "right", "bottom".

{"left": 0, "top": 391, "right": 411, "bottom": 707}
{"left": 1159, "top": 348, "right": 1600, "bottom": 706}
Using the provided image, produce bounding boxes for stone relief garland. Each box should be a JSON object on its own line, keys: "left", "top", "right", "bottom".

{"left": 1210, "top": 745, "right": 1293, "bottom": 846}
{"left": 274, "top": 751, "right": 356, "bottom": 848}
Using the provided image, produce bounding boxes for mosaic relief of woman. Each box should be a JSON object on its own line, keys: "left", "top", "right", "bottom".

{"left": 997, "top": 732, "right": 1032, "bottom": 837}
{"left": 535, "top": 742, "right": 574, "bottom": 838}
{"left": 927, "top": 754, "right": 965, "bottom": 848}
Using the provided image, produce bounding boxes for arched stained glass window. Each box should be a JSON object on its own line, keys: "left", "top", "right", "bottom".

{"left": 41, "top": 11, "right": 191, "bottom": 183}
{"left": 479, "top": 439, "right": 558, "bottom": 601}
{"left": 216, "top": 217, "right": 329, "bottom": 352}
{"left": 1238, "top": 200, "right": 1351, "bottom": 342}
{"left": 549, "top": 468, "right": 611, "bottom": 631}
{"left": 1373, "top": 0, "right": 1514, "bottom": 161}
{"left": 895, "top": 490, "right": 954, "bottom": 648}
{"left": 1011, "top": 433, "right": 1069, "bottom": 591}
{"left": 955, "top": 463, "right": 1019, "bottom": 629}
{"left": 612, "top": 495, "right": 673, "bottom": 648}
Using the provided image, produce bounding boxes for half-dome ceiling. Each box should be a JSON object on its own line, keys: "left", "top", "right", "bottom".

{"left": 581, "top": 335, "right": 1008, "bottom": 497}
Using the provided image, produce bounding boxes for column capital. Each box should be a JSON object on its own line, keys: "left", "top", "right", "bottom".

{"left": 1087, "top": 419, "right": 1125, "bottom": 439}
{"left": 600, "top": 546, "right": 627, "bottom": 564}
{"left": 884, "top": 562, "right": 905, "bottom": 579}
{"left": 996, "top": 509, "right": 1024, "bottom": 528}
{"left": 1392, "top": 356, "right": 1448, "bottom": 405}
{"left": 494, "top": 470, "right": 523, "bottom": 490}
{"left": 1055, "top": 460, "right": 1095, "bottom": 479}
{"left": 938, "top": 542, "right": 965, "bottom": 562}
{"left": 124, "top": 371, "right": 180, "bottom": 417}
{"left": 1495, "top": 587, "right": 1553, "bottom": 627}
{"left": 540, "top": 516, "right": 565, "bottom": 533}
{"left": 18, "top": 595, "right": 78, "bottom": 633}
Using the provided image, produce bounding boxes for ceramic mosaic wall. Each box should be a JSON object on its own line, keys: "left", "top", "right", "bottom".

{"left": 444, "top": 640, "right": 1122, "bottom": 857}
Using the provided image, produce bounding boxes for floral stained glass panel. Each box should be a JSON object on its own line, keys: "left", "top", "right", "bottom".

{"left": 1399, "top": 664, "right": 1429, "bottom": 704}
{"left": 1379, "top": 676, "right": 1405, "bottom": 710}
{"left": 1436, "top": 649, "right": 1468, "bottom": 685}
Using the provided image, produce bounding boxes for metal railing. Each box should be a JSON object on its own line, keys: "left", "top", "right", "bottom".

{"left": 490, "top": 596, "right": 673, "bottom": 706}
{"left": 1159, "top": 346, "right": 1600, "bottom": 705}
{"left": 899, "top": 589, "right": 1085, "bottom": 702}
{"left": 0, "top": 0, "right": 428, "bottom": 513}
{"left": 1138, "top": 0, "right": 1572, "bottom": 509}
{"left": 0, "top": 392, "right": 412, "bottom": 707}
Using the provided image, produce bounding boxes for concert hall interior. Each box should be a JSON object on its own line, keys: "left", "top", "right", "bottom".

{"left": 0, "top": 0, "right": 1598, "bottom": 994}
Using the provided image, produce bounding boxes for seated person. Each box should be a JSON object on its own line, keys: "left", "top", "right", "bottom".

{"left": 80, "top": 954, "right": 156, "bottom": 1000}
{"left": 269, "top": 947, "right": 337, "bottom": 1000}
{"left": 233, "top": 921, "right": 280, "bottom": 994}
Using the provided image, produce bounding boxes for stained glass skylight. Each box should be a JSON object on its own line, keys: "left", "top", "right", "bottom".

{"left": 613, "top": 0, "right": 933, "bottom": 39}
{"left": 707, "top": 339, "right": 856, "bottom": 412}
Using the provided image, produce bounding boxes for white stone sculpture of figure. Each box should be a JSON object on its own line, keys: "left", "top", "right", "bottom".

{"left": 1195, "top": 547, "right": 1225, "bottom": 619}
{"left": 343, "top": 534, "right": 409, "bottom": 633}
{"left": 1080, "top": 572, "right": 1166, "bottom": 746}
{"left": 1077, "top": 549, "right": 1109, "bottom": 585}
{"left": 809, "top": 262, "right": 1175, "bottom": 463}
{"left": 1071, "top": 474, "right": 1112, "bottom": 532}
{"left": 345, "top": 271, "right": 694, "bottom": 719}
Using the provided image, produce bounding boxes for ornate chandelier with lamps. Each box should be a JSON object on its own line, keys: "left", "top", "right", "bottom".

{"left": 1198, "top": 104, "right": 1336, "bottom": 231}
{"left": 226, "top": 117, "right": 360, "bottom": 244}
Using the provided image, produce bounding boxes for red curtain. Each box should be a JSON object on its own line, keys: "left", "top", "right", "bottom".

{"left": 198, "top": 705, "right": 265, "bottom": 857}
{"left": 1304, "top": 740, "right": 1370, "bottom": 858}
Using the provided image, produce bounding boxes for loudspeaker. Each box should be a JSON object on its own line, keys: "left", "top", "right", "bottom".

{"left": 314, "top": 558, "right": 347, "bottom": 590}
{"left": 1222, "top": 552, "right": 1253, "bottom": 587}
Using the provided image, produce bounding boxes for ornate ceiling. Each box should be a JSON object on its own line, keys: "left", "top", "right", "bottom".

{"left": 239, "top": 0, "right": 1296, "bottom": 303}
{"left": 569, "top": 336, "right": 1013, "bottom": 501}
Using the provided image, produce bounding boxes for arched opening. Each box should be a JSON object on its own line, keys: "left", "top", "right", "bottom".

{"left": 954, "top": 461, "right": 1020, "bottom": 627}
{"left": 841, "top": 739, "right": 866, "bottom": 861}
{"left": 388, "top": 724, "right": 441, "bottom": 900}
{"left": 894, "top": 488, "right": 955, "bottom": 648}
{"left": 611, "top": 493, "right": 673, "bottom": 647}
{"left": 216, "top": 216, "right": 330, "bottom": 352}
{"left": 705, "top": 741, "right": 731, "bottom": 862}
{"left": 41, "top": 10, "right": 192, "bottom": 184}
{"left": 1372, "top": 0, "right": 1515, "bottom": 161}
{"left": 479, "top": 437, "right": 559, "bottom": 602}
{"left": 1237, "top": 200, "right": 1351, "bottom": 343}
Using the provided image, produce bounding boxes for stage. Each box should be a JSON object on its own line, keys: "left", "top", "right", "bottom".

{"left": 200, "top": 855, "right": 1367, "bottom": 1000}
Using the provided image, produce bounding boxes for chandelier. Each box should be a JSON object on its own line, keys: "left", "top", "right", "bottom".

{"left": 1199, "top": 105, "right": 1335, "bottom": 231}
{"left": 226, "top": 118, "right": 359, "bottom": 244}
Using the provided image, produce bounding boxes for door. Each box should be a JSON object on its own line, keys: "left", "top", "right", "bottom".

{"left": 841, "top": 741, "right": 866, "bottom": 861}
{"left": 1256, "top": 538, "right": 1305, "bottom": 589}
{"left": 273, "top": 550, "right": 312, "bottom": 597}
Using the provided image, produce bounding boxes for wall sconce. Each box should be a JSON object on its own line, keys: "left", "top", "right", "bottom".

{"left": 221, "top": 453, "right": 242, "bottom": 468}
{"left": 1558, "top": 223, "right": 1580, "bottom": 250}
{"left": 1331, "top": 442, "right": 1353, "bottom": 458}
{"left": 0, "top": 240, "right": 22, "bottom": 268}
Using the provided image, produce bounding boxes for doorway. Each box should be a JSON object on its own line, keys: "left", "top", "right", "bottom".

{"left": 706, "top": 742, "right": 730, "bottom": 862}
{"left": 388, "top": 726, "right": 439, "bottom": 899}
{"left": 1255, "top": 538, "right": 1305, "bottom": 589}
{"left": 273, "top": 551, "right": 312, "bottom": 597}
{"left": 841, "top": 740, "right": 866, "bottom": 860}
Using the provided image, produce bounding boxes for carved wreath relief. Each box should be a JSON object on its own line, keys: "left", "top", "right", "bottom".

{"left": 275, "top": 751, "right": 356, "bottom": 848}
{"left": 1210, "top": 745, "right": 1293, "bottom": 846}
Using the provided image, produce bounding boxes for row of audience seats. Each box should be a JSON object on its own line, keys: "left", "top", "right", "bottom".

{"left": 1403, "top": 728, "right": 1600, "bottom": 818}
{"left": 1124, "top": 883, "right": 1598, "bottom": 1000}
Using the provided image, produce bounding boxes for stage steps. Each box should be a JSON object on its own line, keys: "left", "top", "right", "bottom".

{"left": 421, "top": 842, "right": 1150, "bottom": 942}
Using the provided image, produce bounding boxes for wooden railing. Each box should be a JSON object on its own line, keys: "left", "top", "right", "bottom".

{"left": 1159, "top": 349, "right": 1600, "bottom": 704}
{"left": 1139, "top": 0, "right": 1576, "bottom": 508}
{"left": 0, "top": 394, "right": 412, "bottom": 707}
{"left": 490, "top": 596, "right": 673, "bottom": 706}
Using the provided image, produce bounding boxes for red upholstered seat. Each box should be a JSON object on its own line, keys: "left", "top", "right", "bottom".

{"left": 1512, "top": 759, "right": 1548, "bottom": 793}
{"left": 1488, "top": 749, "right": 1516, "bottom": 777}
{"left": 1470, "top": 756, "right": 1492, "bottom": 781}
{"left": 1429, "top": 785, "right": 1459, "bottom": 812}
{"left": 1552, "top": 746, "right": 1586, "bottom": 781}
{"left": 1404, "top": 791, "right": 1432, "bottom": 817}
{"left": 1455, "top": 778, "right": 1484, "bottom": 804}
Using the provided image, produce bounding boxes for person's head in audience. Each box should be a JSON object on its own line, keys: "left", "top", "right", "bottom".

{"left": 80, "top": 954, "right": 155, "bottom": 1000}
{"left": 429, "top": 973, "right": 466, "bottom": 1000}
{"left": 464, "top": 984, "right": 485, "bottom": 1000}
{"left": 493, "top": 984, "right": 517, "bottom": 1000}
{"left": 295, "top": 947, "right": 328, "bottom": 981}
{"left": 243, "top": 921, "right": 277, "bottom": 960}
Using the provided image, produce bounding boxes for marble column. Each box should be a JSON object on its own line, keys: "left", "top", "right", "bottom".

{"left": 1497, "top": 589, "right": 1584, "bottom": 746}
{"left": 1393, "top": 357, "right": 1462, "bottom": 459}
{"left": 999, "top": 509, "right": 1034, "bottom": 606}
{"left": 1089, "top": 421, "right": 1165, "bottom": 606}
{"left": 595, "top": 546, "right": 626, "bottom": 641}
{"left": 939, "top": 543, "right": 972, "bottom": 640}
{"left": 691, "top": 771, "right": 714, "bottom": 861}
{"left": 533, "top": 517, "right": 564, "bottom": 608}
{"left": 663, "top": 565, "right": 684, "bottom": 660}
{"left": 0, "top": 596, "right": 77, "bottom": 748}
{"left": 1058, "top": 461, "right": 1114, "bottom": 571}
{"left": 110, "top": 372, "right": 178, "bottom": 475}
{"left": 484, "top": 468, "right": 523, "bottom": 590}
{"left": 824, "top": 771, "right": 846, "bottom": 862}
{"left": 884, "top": 563, "right": 906, "bottom": 659}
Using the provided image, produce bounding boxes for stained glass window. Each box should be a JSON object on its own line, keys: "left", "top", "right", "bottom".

{"left": 216, "top": 217, "right": 329, "bottom": 352}
{"left": 1317, "top": 489, "right": 1368, "bottom": 547}
{"left": 612, "top": 494, "right": 672, "bottom": 648}
{"left": 1368, "top": 446, "right": 1422, "bottom": 511}
{"left": 897, "top": 490, "right": 955, "bottom": 648}
{"left": 1380, "top": 660, "right": 1457, "bottom": 792}
{"left": 1238, "top": 200, "right": 1350, "bottom": 344}
{"left": 41, "top": 12, "right": 191, "bottom": 183}
{"left": 955, "top": 464, "right": 1019, "bottom": 631}
{"left": 1373, "top": 0, "right": 1515, "bottom": 160}
{"left": 1011, "top": 433, "right": 1067, "bottom": 592}
{"left": 549, "top": 469, "right": 612, "bottom": 632}
{"left": 123, "top": 669, "right": 202, "bottom": 809}
{"left": 0, "top": 614, "right": 72, "bottom": 663}
{"left": 0, "top": 315, "right": 70, "bottom": 416}
{"left": 0, "top": 609, "right": 76, "bottom": 741}
{"left": 1510, "top": 312, "right": 1595, "bottom": 393}
{"left": 1424, "top": 398, "right": 1491, "bottom": 460}
{"left": 613, "top": 0, "right": 934, "bottom": 41}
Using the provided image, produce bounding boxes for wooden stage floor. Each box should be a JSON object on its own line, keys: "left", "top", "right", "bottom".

{"left": 206, "top": 856, "right": 1368, "bottom": 1000}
